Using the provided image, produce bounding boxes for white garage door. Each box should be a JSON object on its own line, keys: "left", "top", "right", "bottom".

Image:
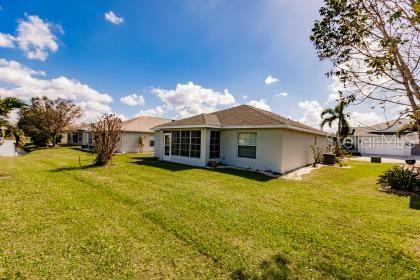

{"left": 359, "top": 143, "right": 411, "bottom": 156}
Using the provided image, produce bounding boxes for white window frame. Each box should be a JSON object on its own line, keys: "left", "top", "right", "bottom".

{"left": 237, "top": 132, "right": 257, "bottom": 159}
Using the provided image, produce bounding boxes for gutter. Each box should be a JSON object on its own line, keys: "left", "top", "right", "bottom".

{"left": 153, "top": 124, "right": 327, "bottom": 136}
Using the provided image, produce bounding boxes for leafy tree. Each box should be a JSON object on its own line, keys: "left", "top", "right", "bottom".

{"left": 90, "top": 114, "right": 122, "bottom": 166}
{"left": 311, "top": 0, "right": 420, "bottom": 138}
{"left": 321, "top": 93, "right": 355, "bottom": 155}
{"left": 18, "top": 97, "right": 82, "bottom": 146}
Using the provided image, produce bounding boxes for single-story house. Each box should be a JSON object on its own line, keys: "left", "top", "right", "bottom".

{"left": 348, "top": 119, "right": 419, "bottom": 156}
{"left": 66, "top": 123, "right": 91, "bottom": 146}
{"left": 152, "top": 105, "right": 328, "bottom": 174}
{"left": 116, "top": 116, "right": 172, "bottom": 153}
{"left": 67, "top": 116, "right": 172, "bottom": 153}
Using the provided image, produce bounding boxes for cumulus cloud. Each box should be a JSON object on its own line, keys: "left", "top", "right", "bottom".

{"left": 298, "top": 98, "right": 387, "bottom": 131}
{"left": 151, "top": 82, "right": 236, "bottom": 118}
{"left": 105, "top": 11, "right": 124, "bottom": 25}
{"left": 0, "top": 33, "right": 15, "bottom": 48}
{"left": 327, "top": 93, "right": 339, "bottom": 103}
{"left": 0, "top": 58, "right": 113, "bottom": 122}
{"left": 120, "top": 94, "right": 145, "bottom": 106}
{"left": 275, "top": 92, "right": 288, "bottom": 97}
{"left": 135, "top": 106, "right": 166, "bottom": 118}
{"left": 247, "top": 99, "right": 271, "bottom": 111}
{"left": 348, "top": 112, "right": 385, "bottom": 127}
{"left": 241, "top": 95, "right": 248, "bottom": 100}
{"left": 265, "top": 75, "right": 278, "bottom": 85}
{"left": 298, "top": 100, "right": 323, "bottom": 129}
{"left": 0, "top": 15, "right": 63, "bottom": 61}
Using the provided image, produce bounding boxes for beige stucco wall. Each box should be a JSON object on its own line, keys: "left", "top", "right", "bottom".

{"left": 119, "top": 132, "right": 155, "bottom": 153}
{"left": 280, "top": 129, "right": 328, "bottom": 173}
{"left": 60, "top": 132, "right": 68, "bottom": 144}
{"left": 220, "top": 128, "right": 283, "bottom": 172}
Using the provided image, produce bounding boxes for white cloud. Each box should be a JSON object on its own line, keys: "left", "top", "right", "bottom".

{"left": 275, "top": 92, "right": 288, "bottom": 97}
{"left": 298, "top": 100, "right": 323, "bottom": 129}
{"left": 0, "top": 33, "right": 15, "bottom": 48}
{"left": 0, "top": 58, "right": 113, "bottom": 122}
{"left": 298, "top": 98, "right": 387, "bottom": 132}
{"left": 120, "top": 94, "right": 145, "bottom": 106}
{"left": 0, "top": 15, "right": 62, "bottom": 61}
{"left": 265, "top": 75, "right": 278, "bottom": 85}
{"left": 151, "top": 82, "right": 235, "bottom": 118}
{"left": 327, "top": 93, "right": 339, "bottom": 103}
{"left": 348, "top": 112, "right": 385, "bottom": 127}
{"left": 105, "top": 11, "right": 124, "bottom": 25}
{"left": 247, "top": 99, "right": 271, "bottom": 111}
{"left": 241, "top": 95, "right": 248, "bottom": 100}
{"left": 135, "top": 106, "right": 166, "bottom": 118}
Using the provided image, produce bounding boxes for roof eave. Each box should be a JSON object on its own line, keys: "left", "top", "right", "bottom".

{"left": 153, "top": 124, "right": 326, "bottom": 135}
{"left": 152, "top": 124, "right": 221, "bottom": 130}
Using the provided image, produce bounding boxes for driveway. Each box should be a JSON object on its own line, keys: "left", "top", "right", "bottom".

{"left": 351, "top": 154, "right": 420, "bottom": 164}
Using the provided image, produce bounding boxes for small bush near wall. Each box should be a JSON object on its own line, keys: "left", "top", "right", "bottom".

{"left": 377, "top": 166, "right": 420, "bottom": 194}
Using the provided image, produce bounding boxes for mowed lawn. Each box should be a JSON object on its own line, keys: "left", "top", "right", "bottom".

{"left": 0, "top": 147, "right": 419, "bottom": 279}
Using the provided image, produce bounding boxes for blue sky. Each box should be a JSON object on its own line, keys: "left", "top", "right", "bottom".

{"left": 1, "top": 0, "right": 376, "bottom": 127}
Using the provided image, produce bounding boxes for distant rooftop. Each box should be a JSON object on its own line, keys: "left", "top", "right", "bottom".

{"left": 121, "top": 116, "right": 172, "bottom": 133}
{"left": 352, "top": 118, "right": 411, "bottom": 136}
{"left": 71, "top": 116, "right": 172, "bottom": 133}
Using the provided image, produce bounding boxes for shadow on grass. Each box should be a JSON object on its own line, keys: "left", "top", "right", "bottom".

{"left": 69, "top": 147, "right": 94, "bottom": 154}
{"left": 380, "top": 186, "right": 420, "bottom": 210}
{"left": 231, "top": 253, "right": 291, "bottom": 279}
{"left": 409, "top": 195, "right": 420, "bottom": 210}
{"left": 50, "top": 164, "right": 95, "bottom": 172}
{"left": 131, "top": 157, "right": 274, "bottom": 182}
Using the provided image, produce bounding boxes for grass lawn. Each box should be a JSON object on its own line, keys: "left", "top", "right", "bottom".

{"left": 0, "top": 146, "right": 419, "bottom": 279}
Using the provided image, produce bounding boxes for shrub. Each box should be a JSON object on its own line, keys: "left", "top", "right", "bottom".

{"left": 377, "top": 166, "right": 420, "bottom": 192}
{"left": 90, "top": 114, "right": 122, "bottom": 166}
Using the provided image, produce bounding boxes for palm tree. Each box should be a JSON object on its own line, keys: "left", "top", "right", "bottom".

{"left": 320, "top": 93, "right": 354, "bottom": 155}
{"left": 0, "top": 97, "right": 26, "bottom": 143}
{"left": 0, "top": 97, "right": 26, "bottom": 117}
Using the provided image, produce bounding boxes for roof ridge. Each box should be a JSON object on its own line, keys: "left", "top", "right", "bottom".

{"left": 245, "top": 104, "right": 324, "bottom": 132}
{"left": 243, "top": 104, "right": 287, "bottom": 124}
{"left": 203, "top": 112, "right": 220, "bottom": 125}
{"left": 122, "top": 115, "right": 172, "bottom": 124}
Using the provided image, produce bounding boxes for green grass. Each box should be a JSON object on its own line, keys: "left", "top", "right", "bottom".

{"left": 0, "top": 146, "right": 419, "bottom": 279}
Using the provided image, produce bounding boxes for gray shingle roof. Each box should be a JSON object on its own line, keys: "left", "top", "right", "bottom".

{"left": 154, "top": 105, "right": 325, "bottom": 134}
{"left": 352, "top": 118, "right": 411, "bottom": 136}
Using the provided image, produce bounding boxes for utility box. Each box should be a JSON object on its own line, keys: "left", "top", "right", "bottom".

{"left": 371, "top": 156, "right": 381, "bottom": 163}
{"left": 323, "top": 153, "right": 336, "bottom": 165}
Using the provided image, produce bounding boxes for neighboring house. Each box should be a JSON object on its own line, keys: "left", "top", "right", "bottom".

{"left": 153, "top": 105, "right": 328, "bottom": 174}
{"left": 348, "top": 119, "right": 418, "bottom": 156}
{"left": 66, "top": 123, "right": 91, "bottom": 146}
{"left": 67, "top": 116, "right": 172, "bottom": 153}
{"left": 116, "top": 116, "right": 172, "bottom": 153}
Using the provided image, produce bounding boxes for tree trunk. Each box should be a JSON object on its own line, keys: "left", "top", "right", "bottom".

{"left": 336, "top": 118, "right": 342, "bottom": 156}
